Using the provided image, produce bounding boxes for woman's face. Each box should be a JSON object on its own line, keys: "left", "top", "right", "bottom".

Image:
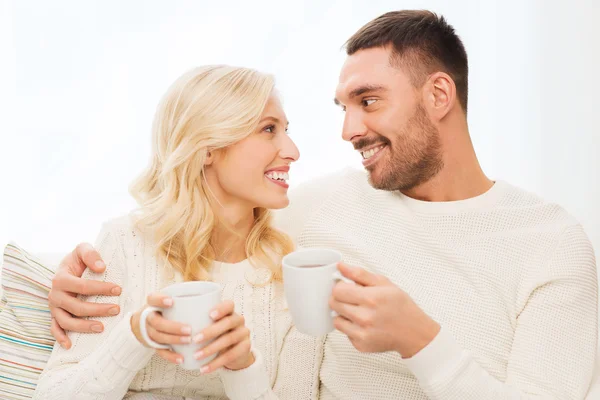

{"left": 207, "top": 95, "right": 300, "bottom": 211}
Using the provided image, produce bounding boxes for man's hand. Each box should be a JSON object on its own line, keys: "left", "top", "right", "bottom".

{"left": 329, "top": 262, "right": 440, "bottom": 359}
{"left": 49, "top": 243, "right": 122, "bottom": 349}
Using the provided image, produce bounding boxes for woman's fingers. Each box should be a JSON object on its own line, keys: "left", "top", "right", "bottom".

{"left": 156, "top": 348, "right": 185, "bottom": 365}
{"left": 146, "top": 310, "right": 191, "bottom": 335}
{"left": 194, "top": 326, "right": 249, "bottom": 360}
{"left": 200, "top": 339, "right": 252, "bottom": 374}
{"left": 146, "top": 292, "right": 174, "bottom": 308}
{"left": 147, "top": 324, "right": 191, "bottom": 345}
{"left": 208, "top": 300, "right": 235, "bottom": 321}
{"left": 194, "top": 313, "right": 244, "bottom": 343}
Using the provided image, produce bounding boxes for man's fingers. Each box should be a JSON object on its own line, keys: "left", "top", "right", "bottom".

{"left": 156, "top": 349, "right": 184, "bottom": 365}
{"left": 49, "top": 290, "right": 120, "bottom": 317}
{"left": 337, "top": 262, "right": 382, "bottom": 287}
{"left": 53, "top": 272, "right": 121, "bottom": 296}
{"left": 333, "top": 315, "right": 360, "bottom": 337}
{"left": 74, "top": 243, "right": 106, "bottom": 273}
{"left": 147, "top": 292, "right": 174, "bottom": 308}
{"left": 147, "top": 312, "right": 191, "bottom": 335}
{"left": 329, "top": 298, "right": 366, "bottom": 323}
{"left": 331, "top": 281, "right": 365, "bottom": 305}
{"left": 51, "top": 306, "right": 105, "bottom": 334}
{"left": 50, "top": 317, "right": 70, "bottom": 349}
{"left": 195, "top": 313, "right": 244, "bottom": 343}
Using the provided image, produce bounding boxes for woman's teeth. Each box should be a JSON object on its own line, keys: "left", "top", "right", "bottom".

{"left": 361, "top": 145, "right": 385, "bottom": 160}
{"left": 265, "top": 171, "right": 289, "bottom": 182}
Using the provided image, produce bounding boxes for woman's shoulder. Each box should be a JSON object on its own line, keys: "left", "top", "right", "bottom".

{"left": 98, "top": 213, "right": 151, "bottom": 245}
{"left": 96, "top": 213, "right": 160, "bottom": 266}
{"left": 93, "top": 214, "right": 171, "bottom": 290}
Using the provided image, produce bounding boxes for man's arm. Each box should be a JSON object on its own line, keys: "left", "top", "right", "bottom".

{"left": 49, "top": 243, "right": 122, "bottom": 348}
{"left": 35, "top": 224, "right": 154, "bottom": 400}
{"left": 331, "top": 224, "right": 598, "bottom": 399}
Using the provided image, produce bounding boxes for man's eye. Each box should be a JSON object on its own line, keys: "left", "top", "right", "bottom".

{"left": 362, "top": 99, "right": 377, "bottom": 107}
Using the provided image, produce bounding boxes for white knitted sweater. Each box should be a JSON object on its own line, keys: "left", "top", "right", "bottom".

{"left": 34, "top": 167, "right": 598, "bottom": 399}
{"left": 34, "top": 216, "right": 322, "bottom": 400}
{"left": 273, "top": 167, "right": 598, "bottom": 400}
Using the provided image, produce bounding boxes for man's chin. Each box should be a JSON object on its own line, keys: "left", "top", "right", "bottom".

{"left": 366, "top": 170, "right": 389, "bottom": 191}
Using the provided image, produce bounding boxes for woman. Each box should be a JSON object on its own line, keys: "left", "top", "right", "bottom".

{"left": 34, "top": 65, "right": 322, "bottom": 399}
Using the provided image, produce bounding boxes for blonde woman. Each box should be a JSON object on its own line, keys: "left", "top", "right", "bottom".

{"left": 34, "top": 65, "right": 321, "bottom": 399}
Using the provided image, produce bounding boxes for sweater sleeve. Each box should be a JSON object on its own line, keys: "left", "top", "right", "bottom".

{"left": 33, "top": 222, "right": 154, "bottom": 400}
{"left": 218, "top": 348, "right": 274, "bottom": 400}
{"left": 218, "top": 305, "right": 324, "bottom": 400}
{"left": 405, "top": 224, "right": 598, "bottom": 399}
{"left": 272, "top": 325, "right": 324, "bottom": 399}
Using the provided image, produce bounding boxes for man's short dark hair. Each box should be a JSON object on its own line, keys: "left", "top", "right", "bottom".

{"left": 345, "top": 10, "right": 469, "bottom": 112}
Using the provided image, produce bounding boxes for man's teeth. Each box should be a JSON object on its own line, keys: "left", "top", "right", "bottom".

{"left": 361, "top": 145, "right": 385, "bottom": 160}
{"left": 265, "top": 171, "right": 289, "bottom": 181}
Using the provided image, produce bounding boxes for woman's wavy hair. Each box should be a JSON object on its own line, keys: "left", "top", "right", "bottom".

{"left": 130, "top": 65, "right": 294, "bottom": 283}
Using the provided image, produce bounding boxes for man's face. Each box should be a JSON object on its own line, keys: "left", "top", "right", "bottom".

{"left": 334, "top": 46, "right": 443, "bottom": 192}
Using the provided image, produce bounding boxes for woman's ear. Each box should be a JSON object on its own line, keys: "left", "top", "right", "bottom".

{"left": 205, "top": 150, "right": 214, "bottom": 166}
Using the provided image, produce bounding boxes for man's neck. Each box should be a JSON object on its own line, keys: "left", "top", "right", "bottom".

{"left": 402, "top": 127, "right": 493, "bottom": 202}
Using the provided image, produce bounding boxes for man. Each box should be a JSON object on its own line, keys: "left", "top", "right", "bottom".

{"left": 48, "top": 10, "right": 597, "bottom": 399}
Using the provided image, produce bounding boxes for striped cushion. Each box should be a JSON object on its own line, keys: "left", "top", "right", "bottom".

{"left": 0, "top": 243, "right": 56, "bottom": 400}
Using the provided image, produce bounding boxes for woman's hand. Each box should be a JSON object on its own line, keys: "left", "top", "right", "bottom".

{"left": 130, "top": 292, "right": 192, "bottom": 365}
{"left": 193, "top": 300, "right": 254, "bottom": 374}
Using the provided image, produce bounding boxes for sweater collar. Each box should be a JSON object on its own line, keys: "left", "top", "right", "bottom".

{"left": 396, "top": 180, "right": 507, "bottom": 214}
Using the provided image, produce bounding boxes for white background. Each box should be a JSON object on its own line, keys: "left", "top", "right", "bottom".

{"left": 0, "top": 0, "right": 598, "bottom": 266}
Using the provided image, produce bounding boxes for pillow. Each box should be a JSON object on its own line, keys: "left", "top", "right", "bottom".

{"left": 0, "top": 243, "right": 56, "bottom": 400}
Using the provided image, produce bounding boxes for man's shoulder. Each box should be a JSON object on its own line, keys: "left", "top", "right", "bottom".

{"left": 274, "top": 167, "right": 370, "bottom": 239}
{"left": 496, "top": 181, "right": 594, "bottom": 269}
{"left": 497, "top": 180, "right": 579, "bottom": 226}
{"left": 290, "top": 167, "right": 367, "bottom": 197}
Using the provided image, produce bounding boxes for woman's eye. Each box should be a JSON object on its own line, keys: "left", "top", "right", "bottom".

{"left": 264, "top": 124, "right": 275, "bottom": 133}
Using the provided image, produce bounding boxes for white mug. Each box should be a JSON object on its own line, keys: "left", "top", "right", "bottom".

{"left": 282, "top": 248, "right": 353, "bottom": 336}
{"left": 139, "top": 281, "right": 222, "bottom": 370}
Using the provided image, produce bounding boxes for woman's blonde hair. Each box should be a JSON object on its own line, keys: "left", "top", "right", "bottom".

{"left": 130, "top": 65, "right": 294, "bottom": 283}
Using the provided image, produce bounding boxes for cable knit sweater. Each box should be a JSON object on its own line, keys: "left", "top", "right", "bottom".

{"left": 273, "top": 167, "right": 598, "bottom": 400}
{"left": 34, "top": 216, "right": 322, "bottom": 400}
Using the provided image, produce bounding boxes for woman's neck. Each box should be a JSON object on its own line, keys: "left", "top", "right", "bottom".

{"left": 211, "top": 203, "right": 255, "bottom": 264}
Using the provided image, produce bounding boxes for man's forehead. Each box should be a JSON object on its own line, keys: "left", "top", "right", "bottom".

{"left": 336, "top": 48, "right": 398, "bottom": 97}
{"left": 339, "top": 48, "right": 390, "bottom": 79}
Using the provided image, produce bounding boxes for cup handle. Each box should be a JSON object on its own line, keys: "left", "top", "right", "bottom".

{"left": 331, "top": 271, "right": 356, "bottom": 318}
{"left": 139, "top": 306, "right": 171, "bottom": 349}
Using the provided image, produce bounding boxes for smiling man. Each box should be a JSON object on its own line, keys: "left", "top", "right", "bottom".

{"left": 48, "top": 10, "right": 597, "bottom": 399}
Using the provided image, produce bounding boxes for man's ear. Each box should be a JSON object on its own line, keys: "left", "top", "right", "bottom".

{"left": 423, "top": 72, "right": 456, "bottom": 121}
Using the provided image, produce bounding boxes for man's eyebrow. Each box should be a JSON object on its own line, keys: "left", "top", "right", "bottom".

{"left": 334, "top": 85, "right": 386, "bottom": 106}
{"left": 349, "top": 84, "right": 386, "bottom": 98}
